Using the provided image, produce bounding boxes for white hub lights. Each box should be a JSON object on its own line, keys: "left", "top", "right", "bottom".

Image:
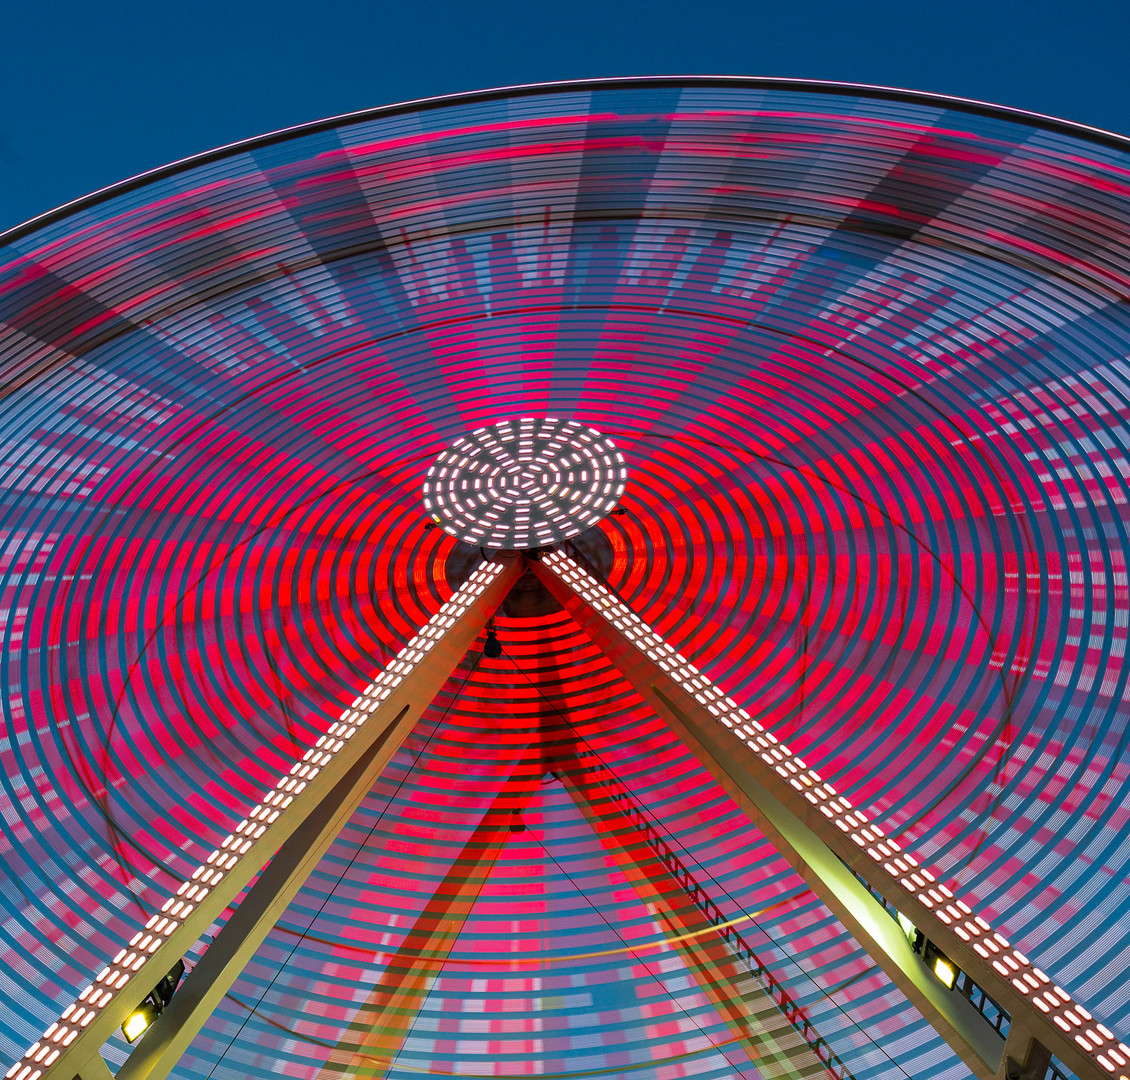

{"left": 422, "top": 418, "right": 627, "bottom": 549}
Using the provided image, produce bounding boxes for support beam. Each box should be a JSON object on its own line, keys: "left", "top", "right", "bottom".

{"left": 13, "top": 555, "right": 523, "bottom": 1080}
{"left": 319, "top": 623, "right": 560, "bottom": 1079}
{"left": 114, "top": 711, "right": 413, "bottom": 1080}
{"left": 646, "top": 699, "right": 1005, "bottom": 1079}
{"left": 559, "top": 750, "right": 840, "bottom": 1080}
{"left": 533, "top": 549, "right": 1129, "bottom": 1080}
{"left": 73, "top": 1057, "right": 116, "bottom": 1080}
{"left": 318, "top": 770, "right": 541, "bottom": 1080}
{"left": 1003, "top": 1025, "right": 1053, "bottom": 1080}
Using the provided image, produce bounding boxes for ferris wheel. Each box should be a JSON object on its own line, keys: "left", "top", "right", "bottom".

{"left": 1, "top": 78, "right": 1130, "bottom": 1080}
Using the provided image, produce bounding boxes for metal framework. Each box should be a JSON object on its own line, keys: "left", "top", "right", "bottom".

{"left": 9, "top": 557, "right": 523, "bottom": 1080}
{"left": 312, "top": 745, "right": 836, "bottom": 1080}
{"left": 531, "top": 551, "right": 1128, "bottom": 1080}
{"left": 8, "top": 550, "right": 1128, "bottom": 1080}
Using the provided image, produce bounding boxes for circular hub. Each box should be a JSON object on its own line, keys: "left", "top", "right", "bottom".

{"left": 422, "top": 418, "right": 627, "bottom": 549}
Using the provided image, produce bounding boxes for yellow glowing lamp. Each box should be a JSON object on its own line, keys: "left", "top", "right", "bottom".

{"left": 933, "top": 956, "right": 958, "bottom": 990}
{"left": 122, "top": 1002, "right": 158, "bottom": 1043}
{"left": 896, "top": 911, "right": 916, "bottom": 939}
{"left": 121, "top": 959, "right": 186, "bottom": 1044}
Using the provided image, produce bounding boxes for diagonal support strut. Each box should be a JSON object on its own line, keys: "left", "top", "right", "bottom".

{"left": 12, "top": 555, "right": 524, "bottom": 1080}
{"left": 531, "top": 548, "right": 1130, "bottom": 1080}
{"left": 559, "top": 747, "right": 844, "bottom": 1080}
{"left": 315, "top": 755, "right": 543, "bottom": 1080}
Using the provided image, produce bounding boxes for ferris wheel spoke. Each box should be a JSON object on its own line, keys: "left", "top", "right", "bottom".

{"left": 559, "top": 748, "right": 836, "bottom": 1079}
{"left": 15, "top": 556, "right": 524, "bottom": 1080}
{"left": 531, "top": 549, "right": 1127, "bottom": 1080}
{"left": 316, "top": 754, "right": 544, "bottom": 1080}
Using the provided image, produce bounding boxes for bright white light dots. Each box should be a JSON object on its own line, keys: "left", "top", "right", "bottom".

{"left": 8, "top": 561, "right": 507, "bottom": 1080}
{"left": 540, "top": 549, "right": 1130, "bottom": 1078}
{"left": 422, "top": 418, "right": 627, "bottom": 550}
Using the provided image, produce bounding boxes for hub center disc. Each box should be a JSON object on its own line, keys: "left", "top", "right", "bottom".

{"left": 422, "top": 418, "right": 627, "bottom": 549}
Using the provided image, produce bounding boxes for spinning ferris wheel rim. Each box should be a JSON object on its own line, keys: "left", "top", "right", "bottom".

{"left": 4, "top": 74, "right": 1130, "bottom": 1080}
{"left": 6, "top": 74, "right": 1130, "bottom": 245}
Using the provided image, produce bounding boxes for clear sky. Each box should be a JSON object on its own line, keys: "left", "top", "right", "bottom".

{"left": 2, "top": 0, "right": 1129, "bottom": 233}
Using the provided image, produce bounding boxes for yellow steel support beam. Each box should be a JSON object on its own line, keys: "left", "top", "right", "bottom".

{"left": 560, "top": 749, "right": 835, "bottom": 1079}
{"left": 13, "top": 555, "right": 523, "bottom": 1080}
{"left": 533, "top": 549, "right": 1128, "bottom": 1080}
{"left": 318, "top": 768, "right": 541, "bottom": 1080}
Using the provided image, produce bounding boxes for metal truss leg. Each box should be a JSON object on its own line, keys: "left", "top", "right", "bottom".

{"left": 318, "top": 767, "right": 542, "bottom": 1080}
{"left": 16, "top": 555, "right": 523, "bottom": 1080}
{"left": 72, "top": 1057, "right": 115, "bottom": 1080}
{"left": 559, "top": 748, "right": 836, "bottom": 1080}
{"left": 532, "top": 550, "right": 1129, "bottom": 1080}
{"left": 318, "top": 622, "right": 570, "bottom": 1078}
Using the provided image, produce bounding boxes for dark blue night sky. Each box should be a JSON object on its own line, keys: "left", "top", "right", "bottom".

{"left": 2, "top": 0, "right": 1130, "bottom": 233}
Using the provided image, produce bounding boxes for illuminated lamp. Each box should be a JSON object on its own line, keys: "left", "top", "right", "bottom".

{"left": 924, "top": 941, "right": 958, "bottom": 990}
{"left": 933, "top": 956, "right": 958, "bottom": 991}
{"left": 122, "top": 1002, "right": 158, "bottom": 1044}
{"left": 121, "top": 959, "right": 186, "bottom": 1044}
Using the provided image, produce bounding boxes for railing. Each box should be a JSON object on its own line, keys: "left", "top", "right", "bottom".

{"left": 1046, "top": 1056, "right": 1079, "bottom": 1080}
{"left": 842, "top": 861, "right": 1011, "bottom": 1039}
{"left": 955, "top": 969, "right": 1010, "bottom": 1037}
{"left": 576, "top": 748, "right": 858, "bottom": 1080}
